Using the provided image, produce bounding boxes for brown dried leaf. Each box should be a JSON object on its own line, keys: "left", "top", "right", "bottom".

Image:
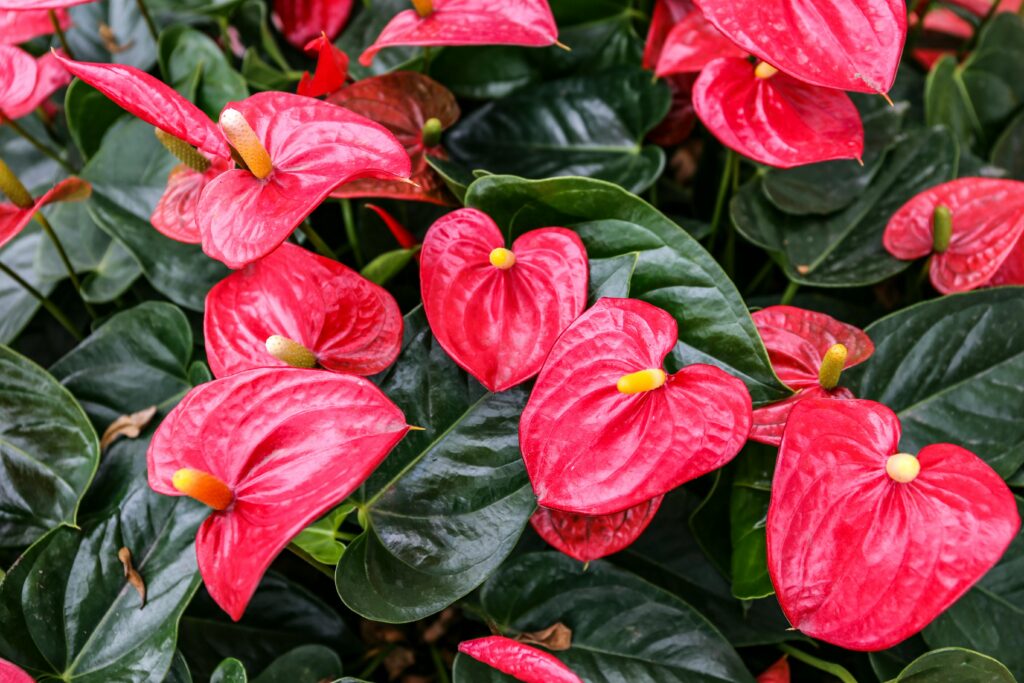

{"left": 421, "top": 607, "right": 457, "bottom": 644}
{"left": 383, "top": 646, "right": 415, "bottom": 680}
{"left": 118, "top": 546, "right": 146, "bottom": 608}
{"left": 101, "top": 406, "right": 157, "bottom": 450}
{"left": 99, "top": 22, "right": 135, "bottom": 54}
{"left": 515, "top": 622, "right": 572, "bottom": 651}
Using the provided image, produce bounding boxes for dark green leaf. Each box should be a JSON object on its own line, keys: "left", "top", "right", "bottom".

{"left": 336, "top": 308, "right": 535, "bottom": 623}
{"left": 251, "top": 645, "right": 343, "bottom": 683}
{"left": 887, "top": 648, "right": 1017, "bottom": 683}
{"left": 211, "top": 659, "right": 248, "bottom": 683}
{"left": 0, "top": 232, "right": 56, "bottom": 345}
{"left": 360, "top": 246, "right": 419, "bottom": 285}
{"left": 462, "top": 552, "right": 756, "bottom": 682}
{"left": 426, "top": 156, "right": 472, "bottom": 203}
{"left": 447, "top": 68, "right": 670, "bottom": 194}
{"left": 164, "top": 652, "right": 192, "bottom": 683}
{"left": 241, "top": 49, "right": 295, "bottom": 92}
{"left": 729, "top": 443, "right": 776, "bottom": 600}
{"left": 731, "top": 126, "right": 958, "bottom": 287}
{"left": 845, "top": 288, "right": 1024, "bottom": 478}
{"left": 65, "top": 79, "right": 127, "bottom": 160}
{"left": 992, "top": 109, "right": 1024, "bottom": 180}
{"left": 0, "top": 345, "right": 98, "bottom": 549}
{"left": 158, "top": 26, "right": 248, "bottom": 118}
{"left": 465, "top": 174, "right": 790, "bottom": 405}
{"left": 66, "top": 0, "right": 159, "bottom": 71}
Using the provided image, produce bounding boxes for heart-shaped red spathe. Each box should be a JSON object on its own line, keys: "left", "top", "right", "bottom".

{"left": 695, "top": 0, "right": 907, "bottom": 94}
{"left": 204, "top": 242, "right": 402, "bottom": 378}
{"left": 273, "top": 0, "right": 353, "bottom": 49}
{"left": 883, "top": 178, "right": 1024, "bottom": 294}
{"left": 654, "top": 6, "right": 744, "bottom": 77}
{"left": 520, "top": 298, "right": 752, "bottom": 516}
{"left": 643, "top": 0, "right": 693, "bottom": 69}
{"left": 150, "top": 157, "right": 231, "bottom": 244}
{"left": 359, "top": 0, "right": 559, "bottom": 66}
{"left": 531, "top": 495, "right": 663, "bottom": 562}
{"left": 0, "top": 658, "right": 34, "bottom": 683}
{"left": 458, "top": 637, "right": 583, "bottom": 683}
{"left": 768, "top": 398, "right": 1021, "bottom": 651}
{"left": 329, "top": 71, "right": 460, "bottom": 205}
{"left": 197, "top": 91, "right": 412, "bottom": 268}
{"left": 694, "top": 57, "right": 864, "bottom": 169}
{"left": 420, "top": 208, "right": 588, "bottom": 393}
{"left": 0, "top": 178, "right": 91, "bottom": 250}
{"left": 0, "top": 8, "right": 69, "bottom": 45}
{"left": 148, "top": 367, "right": 410, "bottom": 620}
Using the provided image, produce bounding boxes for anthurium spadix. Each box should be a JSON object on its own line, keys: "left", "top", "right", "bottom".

{"left": 531, "top": 496, "right": 663, "bottom": 562}
{"left": 359, "top": 0, "right": 561, "bottom": 66}
{"left": 750, "top": 305, "right": 873, "bottom": 446}
{"left": 420, "top": 208, "right": 588, "bottom": 393}
{"left": 768, "top": 398, "right": 1020, "bottom": 651}
{"left": 204, "top": 242, "right": 402, "bottom": 378}
{"left": 883, "top": 178, "right": 1024, "bottom": 294}
{"left": 693, "top": 57, "right": 864, "bottom": 168}
{"left": 0, "top": 159, "right": 90, "bottom": 249}
{"left": 54, "top": 55, "right": 411, "bottom": 269}
{"left": 458, "top": 637, "right": 583, "bottom": 683}
{"left": 148, "top": 368, "right": 411, "bottom": 620}
{"left": 519, "top": 298, "right": 752, "bottom": 516}
{"left": 694, "top": 0, "right": 907, "bottom": 95}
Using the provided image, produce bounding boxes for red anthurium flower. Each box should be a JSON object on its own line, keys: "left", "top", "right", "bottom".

{"left": 458, "top": 637, "right": 583, "bottom": 683}
{"left": 149, "top": 142, "right": 232, "bottom": 244}
{"left": 420, "top": 208, "right": 588, "bottom": 393}
{"left": 204, "top": 242, "right": 402, "bottom": 378}
{"left": 1, "top": 46, "right": 70, "bottom": 121}
{"left": 694, "top": 0, "right": 906, "bottom": 95}
{"left": 55, "top": 55, "right": 412, "bottom": 269}
{"left": 884, "top": 178, "right": 1024, "bottom": 294}
{"left": 653, "top": 5, "right": 744, "bottom": 77}
{"left": 642, "top": 0, "right": 693, "bottom": 69}
{"left": 0, "top": 8, "right": 69, "bottom": 44}
{"left": 0, "top": 160, "right": 90, "bottom": 250}
{"left": 756, "top": 657, "right": 790, "bottom": 683}
{"left": 749, "top": 305, "right": 873, "bottom": 446}
{"left": 531, "top": 495, "right": 663, "bottom": 562}
{"left": 329, "top": 71, "right": 459, "bottom": 205}
{"left": 519, "top": 298, "right": 752, "bottom": 516}
{"left": 297, "top": 33, "right": 349, "bottom": 99}
{"left": 768, "top": 398, "right": 1020, "bottom": 651}
{"left": 359, "top": 0, "right": 560, "bottom": 67}
{"left": 693, "top": 57, "right": 864, "bottom": 168}
{"left": 273, "top": 0, "right": 353, "bottom": 49}
{"left": 0, "top": 658, "right": 34, "bottom": 683}
{"left": 148, "top": 368, "right": 411, "bottom": 620}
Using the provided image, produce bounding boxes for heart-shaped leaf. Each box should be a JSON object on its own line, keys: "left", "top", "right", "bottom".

{"left": 447, "top": 67, "right": 670, "bottom": 194}
{"left": 65, "top": 79, "right": 127, "bottom": 160}
{"left": 465, "top": 174, "right": 790, "bottom": 405}
{"left": 335, "top": 307, "right": 536, "bottom": 623}
{"left": 886, "top": 648, "right": 1016, "bottom": 682}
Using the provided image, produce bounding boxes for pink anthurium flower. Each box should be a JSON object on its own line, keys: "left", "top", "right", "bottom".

{"left": 0, "top": 46, "right": 70, "bottom": 121}
{"left": 694, "top": 0, "right": 907, "bottom": 95}
{"left": 884, "top": 178, "right": 1024, "bottom": 294}
{"left": 148, "top": 367, "right": 412, "bottom": 620}
{"left": 329, "top": 71, "right": 459, "bottom": 205}
{"left": 420, "top": 208, "right": 588, "bottom": 393}
{"left": 750, "top": 305, "right": 873, "bottom": 446}
{"left": 768, "top": 398, "right": 1020, "bottom": 651}
{"left": 204, "top": 242, "right": 403, "bottom": 378}
{"left": 0, "top": 658, "right": 34, "bottom": 683}
{"left": 642, "top": 0, "right": 693, "bottom": 70}
{"left": 458, "top": 637, "right": 583, "bottom": 683}
{"left": 0, "top": 161, "right": 90, "bottom": 249}
{"left": 0, "top": 0, "right": 93, "bottom": 6}
{"left": 693, "top": 57, "right": 864, "bottom": 168}
{"left": 54, "top": 55, "right": 412, "bottom": 269}
{"left": 653, "top": 3, "right": 744, "bottom": 77}
{"left": 296, "top": 33, "right": 349, "bottom": 99}
{"left": 0, "top": 8, "right": 69, "bottom": 44}
{"left": 273, "top": 0, "right": 353, "bottom": 49}
{"left": 519, "top": 298, "right": 752, "bottom": 516}
{"left": 359, "top": 0, "right": 561, "bottom": 67}
{"left": 756, "top": 657, "right": 790, "bottom": 683}
{"left": 531, "top": 495, "right": 663, "bottom": 562}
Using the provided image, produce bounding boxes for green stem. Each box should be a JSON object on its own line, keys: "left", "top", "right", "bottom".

{"left": 431, "top": 646, "right": 451, "bottom": 683}
{"left": 49, "top": 9, "right": 76, "bottom": 59}
{"left": 422, "top": 46, "right": 433, "bottom": 74}
{"left": 299, "top": 222, "right": 339, "bottom": 260}
{"left": 745, "top": 259, "right": 776, "bottom": 295}
{"left": 708, "top": 150, "right": 737, "bottom": 252}
{"left": 780, "top": 280, "right": 799, "bottom": 305}
{"left": 35, "top": 213, "right": 98, "bottom": 320}
{"left": 778, "top": 644, "right": 858, "bottom": 683}
{"left": 342, "top": 199, "right": 363, "bottom": 268}
{"left": 286, "top": 543, "right": 335, "bottom": 579}
{"left": 0, "top": 261, "right": 82, "bottom": 340}
{"left": 3, "top": 117, "right": 73, "bottom": 173}
{"left": 135, "top": 0, "right": 159, "bottom": 43}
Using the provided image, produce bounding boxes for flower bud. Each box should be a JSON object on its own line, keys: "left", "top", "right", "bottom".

{"left": 422, "top": 117, "right": 443, "bottom": 148}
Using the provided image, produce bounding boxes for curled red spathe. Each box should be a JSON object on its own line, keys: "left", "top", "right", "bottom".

{"left": 458, "top": 636, "right": 582, "bottom": 683}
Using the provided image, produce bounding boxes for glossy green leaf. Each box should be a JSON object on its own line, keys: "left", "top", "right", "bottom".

{"left": 845, "top": 288, "right": 1024, "bottom": 478}
{"left": 426, "top": 156, "right": 472, "bottom": 203}
{"left": 0, "top": 345, "right": 98, "bottom": 549}
{"left": 992, "top": 109, "right": 1024, "bottom": 180}
{"left": 885, "top": 648, "right": 1017, "bottom": 683}
{"left": 164, "top": 652, "right": 192, "bottom": 683}
{"left": 251, "top": 645, "right": 343, "bottom": 683}
{"left": 0, "top": 232, "right": 56, "bottom": 345}
{"left": 50, "top": 302, "right": 195, "bottom": 428}
{"left": 66, "top": 0, "right": 159, "bottom": 71}
{"left": 241, "top": 49, "right": 295, "bottom": 92}
{"left": 293, "top": 504, "right": 357, "bottom": 566}
{"left": 0, "top": 433, "right": 206, "bottom": 683}
{"left": 82, "top": 117, "right": 229, "bottom": 311}
{"left": 65, "top": 79, "right": 128, "bottom": 160}
{"left": 335, "top": 308, "right": 536, "bottom": 623}
{"left": 158, "top": 26, "right": 248, "bottom": 118}
{"left": 465, "top": 174, "right": 790, "bottom": 405}
{"left": 462, "top": 552, "right": 756, "bottom": 682}
{"left": 731, "top": 126, "right": 958, "bottom": 287}
{"left": 360, "top": 246, "right": 419, "bottom": 286}
{"left": 447, "top": 68, "right": 670, "bottom": 194}
{"left": 729, "top": 443, "right": 776, "bottom": 600}
{"left": 211, "top": 659, "right": 248, "bottom": 683}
